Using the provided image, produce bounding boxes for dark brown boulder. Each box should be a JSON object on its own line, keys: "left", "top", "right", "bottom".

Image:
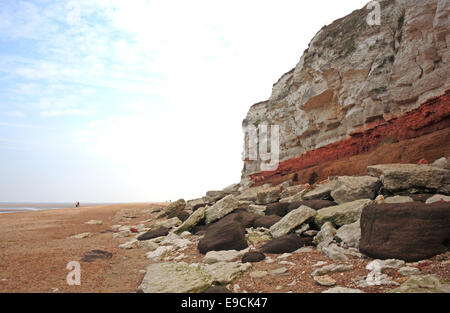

{"left": 192, "top": 223, "right": 209, "bottom": 235}
{"left": 219, "top": 209, "right": 259, "bottom": 228}
{"left": 242, "top": 251, "right": 265, "bottom": 263}
{"left": 265, "top": 203, "right": 290, "bottom": 217}
{"left": 168, "top": 210, "right": 190, "bottom": 222}
{"left": 137, "top": 226, "right": 169, "bottom": 241}
{"left": 81, "top": 250, "right": 112, "bottom": 262}
{"left": 260, "top": 234, "right": 313, "bottom": 254}
{"left": 254, "top": 215, "right": 282, "bottom": 228}
{"left": 360, "top": 202, "right": 450, "bottom": 262}
{"left": 197, "top": 219, "right": 248, "bottom": 254}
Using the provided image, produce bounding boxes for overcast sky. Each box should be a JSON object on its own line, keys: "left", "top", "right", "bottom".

{"left": 0, "top": 0, "right": 370, "bottom": 203}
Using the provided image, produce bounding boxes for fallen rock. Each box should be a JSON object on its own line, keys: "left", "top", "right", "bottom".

{"left": 81, "top": 250, "right": 112, "bottom": 262}
{"left": 203, "top": 250, "right": 247, "bottom": 264}
{"left": 335, "top": 220, "right": 361, "bottom": 249}
{"left": 119, "top": 239, "right": 141, "bottom": 249}
{"left": 256, "top": 186, "right": 282, "bottom": 204}
{"left": 145, "top": 246, "right": 174, "bottom": 261}
{"left": 70, "top": 232, "right": 92, "bottom": 239}
{"left": 204, "top": 190, "right": 228, "bottom": 204}
{"left": 167, "top": 210, "right": 190, "bottom": 222}
{"left": 204, "top": 195, "right": 240, "bottom": 224}
{"left": 250, "top": 271, "right": 268, "bottom": 279}
{"left": 203, "top": 262, "right": 252, "bottom": 285}
{"left": 253, "top": 215, "right": 281, "bottom": 228}
{"left": 322, "top": 287, "right": 364, "bottom": 293}
{"left": 186, "top": 198, "right": 207, "bottom": 211}
{"left": 140, "top": 240, "right": 159, "bottom": 251}
{"left": 242, "top": 251, "right": 265, "bottom": 263}
{"left": 137, "top": 227, "right": 170, "bottom": 241}
{"left": 311, "top": 264, "right": 353, "bottom": 276}
{"left": 157, "top": 199, "right": 186, "bottom": 218}
{"left": 314, "top": 275, "right": 336, "bottom": 287}
{"left": 270, "top": 267, "right": 289, "bottom": 277}
{"left": 331, "top": 176, "right": 380, "bottom": 204}
{"left": 384, "top": 196, "right": 414, "bottom": 203}
{"left": 174, "top": 206, "right": 206, "bottom": 234}
{"left": 151, "top": 217, "right": 182, "bottom": 229}
{"left": 314, "top": 199, "right": 372, "bottom": 228}
{"left": 359, "top": 202, "right": 450, "bottom": 262}
{"left": 260, "top": 234, "right": 313, "bottom": 254}
{"left": 269, "top": 205, "right": 316, "bottom": 238}
{"left": 302, "top": 181, "right": 336, "bottom": 201}
{"left": 113, "top": 230, "right": 132, "bottom": 238}
{"left": 425, "top": 194, "right": 450, "bottom": 204}
{"left": 389, "top": 275, "right": 450, "bottom": 293}
{"left": 367, "top": 164, "right": 450, "bottom": 195}
{"left": 245, "top": 227, "right": 272, "bottom": 245}
{"left": 198, "top": 219, "right": 247, "bottom": 254}
{"left": 398, "top": 266, "right": 421, "bottom": 276}
{"left": 137, "top": 263, "right": 212, "bottom": 293}
{"left": 248, "top": 204, "right": 267, "bottom": 216}
{"left": 313, "top": 222, "right": 336, "bottom": 250}
{"left": 203, "top": 285, "right": 231, "bottom": 293}
{"left": 432, "top": 157, "right": 450, "bottom": 170}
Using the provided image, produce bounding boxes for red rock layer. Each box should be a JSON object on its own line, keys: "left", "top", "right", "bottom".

{"left": 251, "top": 90, "right": 450, "bottom": 186}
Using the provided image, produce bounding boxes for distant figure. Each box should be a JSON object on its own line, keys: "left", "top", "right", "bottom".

{"left": 76, "top": 202, "right": 80, "bottom": 208}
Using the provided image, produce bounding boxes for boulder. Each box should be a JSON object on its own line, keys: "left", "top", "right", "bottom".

{"left": 359, "top": 202, "right": 450, "bottom": 262}
{"left": 145, "top": 246, "right": 174, "bottom": 261}
{"left": 265, "top": 200, "right": 335, "bottom": 217}
{"left": 256, "top": 186, "right": 282, "bottom": 204}
{"left": 137, "top": 263, "right": 212, "bottom": 293}
{"left": 167, "top": 210, "right": 190, "bottom": 222}
{"left": 174, "top": 206, "right": 206, "bottom": 234}
{"left": 203, "top": 262, "right": 252, "bottom": 285}
{"left": 425, "top": 194, "right": 450, "bottom": 204}
{"left": 367, "top": 164, "right": 450, "bottom": 195}
{"left": 137, "top": 227, "right": 169, "bottom": 241}
{"left": 157, "top": 199, "right": 186, "bottom": 218}
{"left": 432, "top": 157, "right": 450, "bottom": 170}
{"left": 245, "top": 227, "right": 272, "bottom": 245}
{"left": 260, "top": 234, "right": 313, "bottom": 254}
{"left": 203, "top": 250, "right": 247, "bottom": 264}
{"left": 265, "top": 202, "right": 290, "bottom": 217}
{"left": 119, "top": 239, "right": 141, "bottom": 249}
{"left": 389, "top": 275, "right": 450, "bottom": 293}
{"left": 302, "top": 181, "right": 337, "bottom": 200}
{"left": 81, "top": 250, "right": 112, "bottom": 262}
{"left": 312, "top": 222, "right": 336, "bottom": 249}
{"left": 330, "top": 176, "right": 380, "bottom": 204}
{"left": 314, "top": 199, "right": 372, "bottom": 228}
{"left": 248, "top": 204, "right": 267, "bottom": 216}
{"left": 151, "top": 217, "right": 182, "bottom": 229}
{"left": 269, "top": 205, "right": 316, "bottom": 238}
{"left": 335, "top": 220, "right": 361, "bottom": 248}
{"left": 204, "top": 195, "right": 240, "bottom": 224}
{"left": 197, "top": 219, "right": 248, "bottom": 254}
{"left": 203, "top": 190, "right": 228, "bottom": 204}
{"left": 280, "top": 185, "right": 305, "bottom": 199}
{"left": 186, "top": 198, "right": 207, "bottom": 210}
{"left": 242, "top": 251, "right": 265, "bottom": 263}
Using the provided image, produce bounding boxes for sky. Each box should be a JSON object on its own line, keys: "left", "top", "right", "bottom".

{"left": 0, "top": 0, "right": 370, "bottom": 203}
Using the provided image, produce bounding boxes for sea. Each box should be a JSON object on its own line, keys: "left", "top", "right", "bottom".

{"left": 0, "top": 203, "right": 103, "bottom": 214}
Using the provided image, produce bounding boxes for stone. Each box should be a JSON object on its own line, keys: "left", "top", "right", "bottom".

{"left": 137, "top": 227, "right": 169, "bottom": 241}
{"left": 137, "top": 263, "right": 212, "bottom": 293}
{"left": 253, "top": 215, "right": 281, "bottom": 228}
{"left": 269, "top": 205, "right": 317, "bottom": 238}
{"left": 151, "top": 217, "right": 182, "bottom": 229}
{"left": 167, "top": 210, "right": 190, "bottom": 222}
{"left": 314, "top": 275, "right": 336, "bottom": 287}
{"left": 359, "top": 202, "right": 450, "bottom": 262}
{"left": 113, "top": 230, "right": 132, "bottom": 238}
{"left": 270, "top": 267, "right": 289, "bottom": 276}
{"left": 203, "top": 190, "right": 228, "bottom": 204}
{"left": 250, "top": 271, "right": 268, "bottom": 279}
{"left": 294, "top": 223, "right": 310, "bottom": 235}
{"left": 279, "top": 190, "right": 308, "bottom": 203}
{"left": 322, "top": 287, "right": 364, "bottom": 293}
{"left": 203, "top": 250, "right": 246, "bottom": 264}
{"left": 203, "top": 262, "right": 252, "bottom": 285}
{"left": 432, "top": 157, "right": 450, "bottom": 170}
{"left": 314, "top": 199, "right": 372, "bottom": 228}
{"left": 157, "top": 199, "right": 186, "bottom": 218}
{"left": 186, "top": 198, "right": 207, "bottom": 211}
{"left": 198, "top": 219, "right": 247, "bottom": 254}
{"left": 245, "top": 227, "right": 272, "bottom": 245}
{"left": 159, "top": 233, "right": 192, "bottom": 249}
{"left": 85, "top": 220, "right": 102, "bottom": 225}
{"left": 384, "top": 196, "right": 414, "bottom": 204}
{"left": 70, "top": 232, "right": 92, "bottom": 239}
{"left": 260, "top": 234, "right": 313, "bottom": 254}
{"left": 302, "top": 181, "right": 336, "bottom": 200}
{"left": 145, "top": 246, "right": 174, "bottom": 261}
{"left": 248, "top": 204, "right": 267, "bottom": 216}
{"left": 313, "top": 222, "right": 336, "bottom": 250}
{"left": 204, "top": 195, "right": 240, "bottom": 224}
{"left": 180, "top": 231, "right": 191, "bottom": 238}
{"left": 119, "top": 239, "right": 141, "bottom": 249}
{"left": 331, "top": 176, "right": 380, "bottom": 204}
{"left": 140, "top": 240, "right": 159, "bottom": 251}
{"left": 425, "top": 194, "right": 450, "bottom": 204}
{"left": 174, "top": 206, "right": 206, "bottom": 234}
{"left": 335, "top": 220, "right": 361, "bottom": 248}
{"left": 367, "top": 164, "right": 450, "bottom": 195}
{"left": 242, "top": 251, "right": 265, "bottom": 263}
{"left": 311, "top": 264, "right": 353, "bottom": 276}
{"left": 362, "top": 259, "right": 405, "bottom": 286}
{"left": 389, "top": 275, "right": 450, "bottom": 293}
{"left": 375, "top": 195, "right": 385, "bottom": 204}
{"left": 303, "top": 230, "right": 319, "bottom": 237}
{"left": 321, "top": 244, "right": 348, "bottom": 261}
{"left": 398, "top": 266, "right": 421, "bottom": 276}
{"left": 256, "top": 186, "right": 282, "bottom": 204}
{"left": 81, "top": 250, "right": 112, "bottom": 262}
{"left": 203, "top": 285, "right": 231, "bottom": 293}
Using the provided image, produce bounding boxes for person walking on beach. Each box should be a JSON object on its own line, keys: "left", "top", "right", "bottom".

{"left": 75, "top": 202, "right": 80, "bottom": 208}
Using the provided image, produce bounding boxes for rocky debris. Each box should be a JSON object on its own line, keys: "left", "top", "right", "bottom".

{"left": 167, "top": 210, "right": 190, "bottom": 222}
{"left": 331, "top": 176, "right": 380, "bottom": 204}
{"left": 322, "top": 287, "right": 364, "bottom": 293}
{"left": 203, "top": 285, "right": 231, "bottom": 293}
{"left": 432, "top": 157, "right": 450, "bottom": 170}
{"left": 145, "top": 246, "right": 174, "bottom": 261}
{"left": 302, "top": 181, "right": 336, "bottom": 201}
{"left": 245, "top": 227, "right": 272, "bottom": 245}
{"left": 260, "top": 234, "right": 313, "bottom": 254}
{"left": 321, "top": 244, "right": 362, "bottom": 261}
{"left": 367, "top": 164, "right": 450, "bottom": 195}
{"left": 304, "top": 230, "right": 318, "bottom": 237}
{"left": 256, "top": 186, "right": 282, "bottom": 204}
{"left": 279, "top": 190, "right": 308, "bottom": 203}
{"left": 280, "top": 185, "right": 305, "bottom": 199}
{"left": 151, "top": 217, "right": 182, "bottom": 229}
{"left": 314, "top": 275, "right": 336, "bottom": 287}
{"left": 203, "top": 190, "right": 228, "bottom": 204}
{"left": 247, "top": 204, "right": 267, "bottom": 216}
{"left": 157, "top": 199, "right": 186, "bottom": 218}
{"left": 389, "top": 275, "right": 450, "bottom": 293}
{"left": 314, "top": 199, "right": 372, "bottom": 228}
{"left": 313, "top": 222, "right": 336, "bottom": 250}
{"left": 137, "top": 263, "right": 212, "bottom": 293}
{"left": 113, "top": 230, "right": 132, "bottom": 238}
{"left": 253, "top": 215, "right": 281, "bottom": 228}
{"left": 242, "top": 251, "right": 265, "bottom": 263}
{"left": 137, "top": 227, "right": 169, "bottom": 241}
{"left": 204, "top": 195, "right": 240, "bottom": 224}
{"left": 85, "top": 220, "right": 102, "bottom": 225}
{"left": 311, "top": 264, "right": 353, "bottom": 277}
{"left": 294, "top": 223, "right": 310, "bottom": 235}
{"left": 186, "top": 198, "right": 207, "bottom": 211}
{"left": 203, "top": 250, "right": 248, "bottom": 264}
{"left": 359, "top": 259, "right": 405, "bottom": 287}
{"left": 198, "top": 218, "right": 247, "bottom": 254}
{"left": 270, "top": 267, "right": 289, "bottom": 277}
{"left": 174, "top": 206, "right": 206, "bottom": 234}
{"left": 384, "top": 195, "right": 414, "bottom": 203}
{"left": 203, "top": 262, "right": 252, "bottom": 285}
{"left": 360, "top": 202, "right": 450, "bottom": 262}
{"left": 159, "top": 233, "right": 192, "bottom": 249}
{"left": 425, "top": 194, "right": 450, "bottom": 204}
{"left": 70, "top": 232, "right": 92, "bottom": 239}
{"left": 140, "top": 240, "right": 158, "bottom": 251}
{"left": 119, "top": 239, "right": 141, "bottom": 249}
{"left": 398, "top": 266, "right": 421, "bottom": 276}
{"left": 81, "top": 250, "right": 112, "bottom": 262}
{"left": 250, "top": 271, "right": 268, "bottom": 279}
{"left": 237, "top": 184, "right": 272, "bottom": 202}
{"left": 335, "top": 220, "right": 361, "bottom": 249}
{"left": 269, "top": 205, "right": 316, "bottom": 238}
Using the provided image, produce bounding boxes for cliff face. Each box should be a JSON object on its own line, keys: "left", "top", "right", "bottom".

{"left": 241, "top": 0, "right": 450, "bottom": 186}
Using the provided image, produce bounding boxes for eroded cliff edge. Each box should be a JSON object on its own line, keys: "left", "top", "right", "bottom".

{"left": 241, "top": 0, "right": 449, "bottom": 186}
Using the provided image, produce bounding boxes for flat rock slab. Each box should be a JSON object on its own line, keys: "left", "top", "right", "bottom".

{"left": 269, "top": 205, "right": 316, "bottom": 238}
{"left": 314, "top": 199, "right": 372, "bottom": 228}
{"left": 203, "top": 262, "right": 252, "bottom": 285}
{"left": 137, "top": 263, "right": 212, "bottom": 293}
{"left": 81, "top": 250, "right": 112, "bottom": 262}
{"left": 137, "top": 227, "right": 169, "bottom": 241}
{"left": 260, "top": 234, "right": 313, "bottom": 254}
